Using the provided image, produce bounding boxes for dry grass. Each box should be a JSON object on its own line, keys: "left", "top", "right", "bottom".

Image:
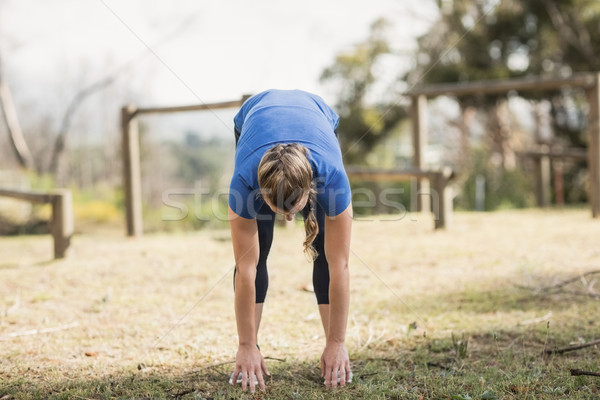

{"left": 1, "top": 208, "right": 600, "bottom": 399}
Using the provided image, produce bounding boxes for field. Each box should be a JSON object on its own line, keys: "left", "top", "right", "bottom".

{"left": 1, "top": 209, "right": 599, "bottom": 399}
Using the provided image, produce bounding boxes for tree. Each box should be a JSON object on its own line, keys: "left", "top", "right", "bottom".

{"left": 411, "top": 0, "right": 600, "bottom": 141}
{"left": 411, "top": 0, "right": 600, "bottom": 84}
{"left": 0, "top": 55, "right": 35, "bottom": 171}
{"left": 320, "top": 19, "right": 406, "bottom": 165}
{"left": 1, "top": 10, "right": 200, "bottom": 182}
{"left": 408, "top": 0, "right": 600, "bottom": 206}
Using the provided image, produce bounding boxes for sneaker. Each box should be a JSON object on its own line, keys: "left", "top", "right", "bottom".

{"left": 324, "top": 370, "right": 353, "bottom": 385}
{"left": 229, "top": 372, "right": 259, "bottom": 385}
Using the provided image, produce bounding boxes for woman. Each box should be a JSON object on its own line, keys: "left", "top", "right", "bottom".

{"left": 228, "top": 89, "right": 353, "bottom": 392}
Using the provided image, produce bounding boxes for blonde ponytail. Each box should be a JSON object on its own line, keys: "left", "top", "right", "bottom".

{"left": 303, "top": 186, "right": 318, "bottom": 261}
{"left": 257, "top": 143, "right": 319, "bottom": 260}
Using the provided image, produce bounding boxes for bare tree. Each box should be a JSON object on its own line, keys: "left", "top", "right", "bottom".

{"left": 47, "top": 75, "right": 117, "bottom": 176}
{"left": 2, "top": 10, "right": 200, "bottom": 179}
{"left": 0, "top": 56, "right": 35, "bottom": 171}
{"left": 47, "top": 12, "right": 201, "bottom": 176}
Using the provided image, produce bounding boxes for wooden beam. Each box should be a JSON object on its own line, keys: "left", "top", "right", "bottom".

{"left": 588, "top": 75, "right": 600, "bottom": 218}
{"left": 346, "top": 166, "right": 453, "bottom": 229}
{"left": 135, "top": 98, "right": 245, "bottom": 116}
{"left": 0, "top": 188, "right": 73, "bottom": 259}
{"left": 521, "top": 147, "right": 587, "bottom": 161}
{"left": 534, "top": 153, "right": 551, "bottom": 207}
{"left": 346, "top": 167, "right": 435, "bottom": 181}
{"left": 0, "top": 188, "right": 54, "bottom": 203}
{"left": 51, "top": 190, "right": 73, "bottom": 258}
{"left": 122, "top": 105, "right": 143, "bottom": 236}
{"left": 406, "top": 73, "right": 597, "bottom": 98}
{"left": 430, "top": 171, "right": 453, "bottom": 229}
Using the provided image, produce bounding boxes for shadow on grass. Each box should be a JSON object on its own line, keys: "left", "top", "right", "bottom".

{"left": 3, "top": 274, "right": 599, "bottom": 399}
{"left": 4, "top": 345, "right": 600, "bottom": 400}
{"left": 379, "top": 269, "right": 599, "bottom": 317}
{"left": 1, "top": 359, "right": 394, "bottom": 400}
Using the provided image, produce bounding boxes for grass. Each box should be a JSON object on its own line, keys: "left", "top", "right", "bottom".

{"left": 1, "top": 208, "right": 600, "bottom": 399}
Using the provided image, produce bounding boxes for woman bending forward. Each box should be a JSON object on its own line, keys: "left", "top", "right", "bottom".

{"left": 228, "top": 89, "right": 352, "bottom": 392}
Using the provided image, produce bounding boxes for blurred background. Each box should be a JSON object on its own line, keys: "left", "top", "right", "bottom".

{"left": 1, "top": 0, "right": 599, "bottom": 233}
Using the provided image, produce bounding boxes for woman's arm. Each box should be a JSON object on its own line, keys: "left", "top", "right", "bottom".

{"left": 321, "top": 204, "right": 353, "bottom": 388}
{"left": 228, "top": 206, "right": 268, "bottom": 392}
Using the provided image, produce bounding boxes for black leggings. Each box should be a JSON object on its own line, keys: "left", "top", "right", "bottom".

{"left": 233, "top": 200, "right": 331, "bottom": 304}
{"left": 233, "top": 128, "right": 330, "bottom": 304}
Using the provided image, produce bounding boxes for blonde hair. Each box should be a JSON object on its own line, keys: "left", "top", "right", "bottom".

{"left": 257, "top": 143, "right": 318, "bottom": 260}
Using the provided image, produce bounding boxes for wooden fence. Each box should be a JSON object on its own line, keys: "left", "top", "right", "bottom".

{"left": 346, "top": 166, "right": 454, "bottom": 229}
{"left": 121, "top": 95, "right": 251, "bottom": 237}
{"left": 406, "top": 72, "right": 600, "bottom": 217}
{"left": 0, "top": 188, "right": 73, "bottom": 259}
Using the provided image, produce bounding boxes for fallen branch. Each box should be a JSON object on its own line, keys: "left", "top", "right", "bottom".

{"left": 562, "top": 290, "right": 600, "bottom": 299}
{"left": 427, "top": 362, "right": 451, "bottom": 370}
{"left": 0, "top": 322, "right": 79, "bottom": 341}
{"left": 570, "top": 369, "right": 600, "bottom": 377}
{"left": 264, "top": 356, "right": 286, "bottom": 362}
{"left": 180, "top": 360, "right": 235, "bottom": 377}
{"left": 365, "top": 357, "right": 397, "bottom": 362}
{"left": 519, "top": 311, "right": 553, "bottom": 326}
{"left": 544, "top": 338, "right": 600, "bottom": 355}
{"left": 537, "top": 270, "right": 600, "bottom": 292}
{"left": 170, "top": 388, "right": 197, "bottom": 397}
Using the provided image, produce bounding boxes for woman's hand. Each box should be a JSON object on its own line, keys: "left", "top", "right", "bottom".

{"left": 322, "top": 205, "right": 352, "bottom": 389}
{"left": 231, "top": 344, "right": 269, "bottom": 392}
{"left": 321, "top": 341, "right": 351, "bottom": 388}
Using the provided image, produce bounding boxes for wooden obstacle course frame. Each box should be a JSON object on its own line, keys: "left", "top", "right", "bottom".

{"left": 346, "top": 166, "right": 454, "bottom": 229}
{"left": 0, "top": 188, "right": 73, "bottom": 259}
{"left": 519, "top": 146, "right": 587, "bottom": 207}
{"left": 121, "top": 96, "right": 251, "bottom": 237}
{"left": 406, "top": 72, "right": 600, "bottom": 217}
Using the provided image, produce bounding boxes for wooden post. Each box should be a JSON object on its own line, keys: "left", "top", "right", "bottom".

{"left": 553, "top": 159, "right": 564, "bottom": 207}
{"left": 534, "top": 149, "right": 551, "bottom": 207}
{"left": 51, "top": 190, "right": 73, "bottom": 258}
{"left": 275, "top": 213, "right": 288, "bottom": 228}
{"left": 122, "top": 105, "right": 143, "bottom": 236}
{"left": 430, "top": 169, "right": 453, "bottom": 229}
{"left": 588, "top": 76, "right": 600, "bottom": 218}
{"left": 241, "top": 94, "right": 253, "bottom": 104}
{"left": 411, "top": 95, "right": 429, "bottom": 213}
{"left": 0, "top": 188, "right": 74, "bottom": 259}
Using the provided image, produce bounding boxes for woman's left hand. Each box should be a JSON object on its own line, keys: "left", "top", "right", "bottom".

{"left": 321, "top": 341, "right": 351, "bottom": 388}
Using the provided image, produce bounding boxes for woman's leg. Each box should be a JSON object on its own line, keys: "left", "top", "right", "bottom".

{"left": 233, "top": 201, "right": 275, "bottom": 339}
{"left": 303, "top": 203, "right": 330, "bottom": 336}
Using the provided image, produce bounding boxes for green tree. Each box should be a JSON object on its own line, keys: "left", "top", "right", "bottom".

{"left": 412, "top": 0, "right": 600, "bottom": 85}
{"left": 320, "top": 19, "right": 406, "bottom": 165}
{"left": 409, "top": 0, "right": 600, "bottom": 207}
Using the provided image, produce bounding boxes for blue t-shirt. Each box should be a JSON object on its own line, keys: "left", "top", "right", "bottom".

{"left": 229, "top": 89, "right": 351, "bottom": 219}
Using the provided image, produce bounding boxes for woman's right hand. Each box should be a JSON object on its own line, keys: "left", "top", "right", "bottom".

{"left": 231, "top": 344, "right": 269, "bottom": 392}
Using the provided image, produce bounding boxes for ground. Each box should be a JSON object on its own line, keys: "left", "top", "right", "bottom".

{"left": 1, "top": 209, "right": 599, "bottom": 399}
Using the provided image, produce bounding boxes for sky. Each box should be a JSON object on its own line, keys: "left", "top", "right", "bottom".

{"left": 0, "top": 0, "right": 438, "bottom": 140}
